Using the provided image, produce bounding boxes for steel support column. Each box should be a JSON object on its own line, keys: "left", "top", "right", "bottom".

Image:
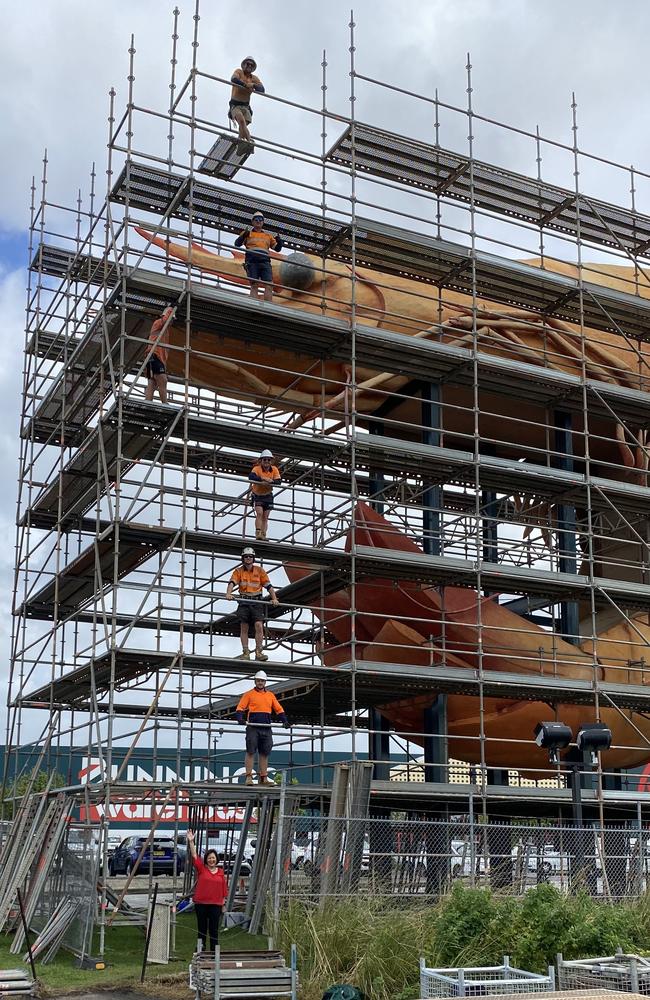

{"left": 368, "top": 420, "right": 385, "bottom": 515}
{"left": 369, "top": 707, "right": 391, "bottom": 781}
{"left": 423, "top": 697, "right": 448, "bottom": 784}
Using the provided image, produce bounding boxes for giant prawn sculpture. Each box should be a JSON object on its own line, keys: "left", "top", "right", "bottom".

{"left": 137, "top": 225, "right": 650, "bottom": 771}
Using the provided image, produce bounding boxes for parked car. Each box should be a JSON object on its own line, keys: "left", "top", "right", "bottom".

{"left": 291, "top": 833, "right": 319, "bottom": 873}
{"left": 108, "top": 836, "right": 185, "bottom": 876}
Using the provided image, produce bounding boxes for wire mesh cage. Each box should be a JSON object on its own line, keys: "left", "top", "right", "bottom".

{"left": 557, "top": 952, "right": 650, "bottom": 995}
{"left": 419, "top": 956, "right": 555, "bottom": 997}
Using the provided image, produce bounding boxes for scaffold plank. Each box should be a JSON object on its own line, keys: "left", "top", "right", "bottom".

{"left": 197, "top": 133, "right": 256, "bottom": 179}
{"left": 19, "top": 528, "right": 163, "bottom": 621}
{"left": 29, "top": 243, "right": 120, "bottom": 285}
{"left": 25, "top": 327, "right": 82, "bottom": 359}
{"left": 19, "top": 648, "right": 650, "bottom": 715}
{"left": 23, "top": 304, "right": 152, "bottom": 447}
{"left": 326, "top": 123, "right": 650, "bottom": 257}
{"left": 29, "top": 401, "right": 178, "bottom": 528}
{"left": 109, "top": 162, "right": 344, "bottom": 254}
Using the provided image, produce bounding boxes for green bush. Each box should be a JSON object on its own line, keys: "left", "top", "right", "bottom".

{"left": 430, "top": 883, "right": 519, "bottom": 967}
{"left": 512, "top": 883, "right": 642, "bottom": 971}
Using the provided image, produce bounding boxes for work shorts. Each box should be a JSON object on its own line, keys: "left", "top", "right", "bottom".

{"left": 236, "top": 598, "right": 266, "bottom": 626}
{"left": 229, "top": 100, "right": 252, "bottom": 124}
{"left": 246, "top": 725, "right": 273, "bottom": 756}
{"left": 252, "top": 492, "right": 273, "bottom": 511}
{"left": 245, "top": 256, "right": 273, "bottom": 283}
{"left": 145, "top": 354, "right": 166, "bottom": 378}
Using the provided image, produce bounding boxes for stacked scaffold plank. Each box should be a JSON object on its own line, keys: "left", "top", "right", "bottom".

{"left": 0, "top": 968, "right": 36, "bottom": 994}
{"left": 189, "top": 945, "right": 297, "bottom": 998}
{"left": 9, "top": 794, "right": 74, "bottom": 954}
{"left": 22, "top": 897, "right": 79, "bottom": 964}
{"left": 0, "top": 788, "right": 68, "bottom": 934}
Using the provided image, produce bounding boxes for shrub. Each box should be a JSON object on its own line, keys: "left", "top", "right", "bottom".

{"left": 512, "top": 884, "right": 642, "bottom": 972}
{"left": 430, "top": 883, "right": 519, "bottom": 967}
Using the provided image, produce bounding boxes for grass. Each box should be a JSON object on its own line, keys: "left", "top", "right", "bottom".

{"left": 0, "top": 916, "right": 268, "bottom": 997}
{"left": 276, "top": 886, "right": 650, "bottom": 1000}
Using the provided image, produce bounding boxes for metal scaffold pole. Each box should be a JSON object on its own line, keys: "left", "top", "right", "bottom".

{"left": 8, "top": 7, "right": 650, "bottom": 949}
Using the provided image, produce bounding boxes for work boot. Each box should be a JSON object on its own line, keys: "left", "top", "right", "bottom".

{"left": 255, "top": 528, "right": 262, "bottom": 540}
{"left": 245, "top": 775, "right": 254, "bottom": 787}
{"left": 258, "top": 775, "right": 274, "bottom": 787}
{"left": 236, "top": 649, "right": 251, "bottom": 660}
{"left": 255, "top": 649, "right": 269, "bottom": 662}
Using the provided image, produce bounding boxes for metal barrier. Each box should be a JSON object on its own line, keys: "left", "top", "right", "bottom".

{"left": 419, "top": 956, "right": 555, "bottom": 997}
{"left": 557, "top": 951, "right": 650, "bottom": 995}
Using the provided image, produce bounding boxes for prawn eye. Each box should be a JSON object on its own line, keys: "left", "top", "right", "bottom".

{"left": 279, "top": 252, "right": 315, "bottom": 291}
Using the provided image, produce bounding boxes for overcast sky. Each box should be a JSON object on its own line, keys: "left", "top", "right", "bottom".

{"left": 1, "top": 0, "right": 649, "bottom": 745}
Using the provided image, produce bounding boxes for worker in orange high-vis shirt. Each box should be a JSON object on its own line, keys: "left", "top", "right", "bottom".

{"left": 249, "top": 449, "right": 281, "bottom": 540}
{"left": 236, "top": 669, "right": 290, "bottom": 785}
{"left": 234, "top": 211, "right": 283, "bottom": 302}
{"left": 226, "top": 547, "right": 279, "bottom": 661}
{"left": 144, "top": 304, "right": 174, "bottom": 404}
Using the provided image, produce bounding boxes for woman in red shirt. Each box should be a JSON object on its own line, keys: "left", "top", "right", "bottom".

{"left": 186, "top": 830, "right": 228, "bottom": 953}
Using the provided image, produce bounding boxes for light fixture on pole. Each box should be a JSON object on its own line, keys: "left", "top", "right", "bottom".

{"left": 576, "top": 722, "right": 612, "bottom": 766}
{"left": 534, "top": 721, "right": 573, "bottom": 765}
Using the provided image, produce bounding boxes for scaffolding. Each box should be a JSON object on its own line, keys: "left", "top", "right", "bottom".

{"left": 7, "top": 1, "right": 650, "bottom": 954}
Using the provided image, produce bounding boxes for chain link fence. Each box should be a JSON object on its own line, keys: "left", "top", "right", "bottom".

{"left": 277, "top": 815, "right": 650, "bottom": 903}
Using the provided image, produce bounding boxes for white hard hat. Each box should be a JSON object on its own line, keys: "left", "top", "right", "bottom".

{"left": 254, "top": 670, "right": 268, "bottom": 682}
{"left": 260, "top": 449, "right": 273, "bottom": 459}
{"left": 242, "top": 546, "right": 255, "bottom": 558}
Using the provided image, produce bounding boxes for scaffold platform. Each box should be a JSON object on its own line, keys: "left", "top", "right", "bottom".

{"left": 108, "top": 163, "right": 650, "bottom": 338}
{"left": 23, "top": 266, "right": 650, "bottom": 456}
{"left": 20, "top": 647, "right": 650, "bottom": 717}
{"left": 25, "top": 396, "right": 650, "bottom": 540}
{"left": 326, "top": 123, "right": 650, "bottom": 257}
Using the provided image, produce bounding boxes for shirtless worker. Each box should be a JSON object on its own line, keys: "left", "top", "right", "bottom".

{"left": 234, "top": 211, "right": 283, "bottom": 302}
{"left": 249, "top": 449, "right": 281, "bottom": 540}
{"left": 145, "top": 304, "right": 174, "bottom": 404}
{"left": 226, "top": 547, "right": 279, "bottom": 662}
{"left": 236, "top": 669, "right": 290, "bottom": 786}
{"left": 229, "top": 57, "right": 265, "bottom": 154}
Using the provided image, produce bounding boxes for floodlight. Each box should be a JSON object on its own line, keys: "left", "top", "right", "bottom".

{"left": 576, "top": 722, "right": 612, "bottom": 765}
{"left": 534, "top": 721, "right": 573, "bottom": 764}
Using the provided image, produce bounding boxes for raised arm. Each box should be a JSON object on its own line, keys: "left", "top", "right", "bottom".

{"left": 186, "top": 829, "right": 198, "bottom": 859}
